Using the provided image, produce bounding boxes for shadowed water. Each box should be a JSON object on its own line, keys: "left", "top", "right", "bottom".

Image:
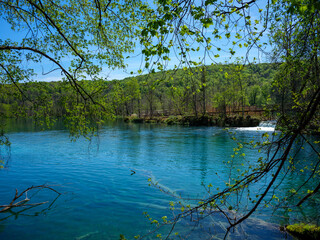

{"left": 0, "top": 120, "right": 317, "bottom": 239}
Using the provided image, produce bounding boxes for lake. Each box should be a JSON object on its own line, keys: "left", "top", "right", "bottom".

{"left": 0, "top": 120, "right": 317, "bottom": 239}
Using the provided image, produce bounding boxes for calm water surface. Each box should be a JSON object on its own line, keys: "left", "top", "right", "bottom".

{"left": 0, "top": 120, "right": 315, "bottom": 239}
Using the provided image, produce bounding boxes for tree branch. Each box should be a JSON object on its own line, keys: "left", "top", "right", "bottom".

{"left": 0, "top": 185, "right": 61, "bottom": 213}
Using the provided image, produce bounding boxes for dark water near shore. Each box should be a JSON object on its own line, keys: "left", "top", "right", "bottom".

{"left": 0, "top": 120, "right": 318, "bottom": 239}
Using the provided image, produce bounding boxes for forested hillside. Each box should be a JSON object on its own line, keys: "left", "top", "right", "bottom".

{"left": 0, "top": 63, "right": 277, "bottom": 120}
{"left": 1, "top": 0, "right": 320, "bottom": 238}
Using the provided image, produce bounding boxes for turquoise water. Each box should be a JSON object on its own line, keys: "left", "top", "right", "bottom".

{"left": 0, "top": 121, "right": 316, "bottom": 239}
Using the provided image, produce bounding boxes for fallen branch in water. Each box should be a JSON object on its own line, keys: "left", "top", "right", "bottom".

{"left": 0, "top": 185, "right": 61, "bottom": 213}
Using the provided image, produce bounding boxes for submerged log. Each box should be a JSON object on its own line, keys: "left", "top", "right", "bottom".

{"left": 0, "top": 185, "right": 61, "bottom": 213}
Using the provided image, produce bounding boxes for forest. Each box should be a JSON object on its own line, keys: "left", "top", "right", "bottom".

{"left": 0, "top": 0, "right": 320, "bottom": 239}
{"left": 0, "top": 63, "right": 277, "bottom": 120}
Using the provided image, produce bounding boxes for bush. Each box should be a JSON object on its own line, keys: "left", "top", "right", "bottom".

{"left": 286, "top": 223, "right": 320, "bottom": 240}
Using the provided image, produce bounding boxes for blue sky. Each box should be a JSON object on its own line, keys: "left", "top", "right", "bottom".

{"left": 0, "top": 0, "right": 272, "bottom": 82}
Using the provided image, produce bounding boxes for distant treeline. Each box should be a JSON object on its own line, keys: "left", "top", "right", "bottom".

{"left": 0, "top": 63, "right": 278, "bottom": 119}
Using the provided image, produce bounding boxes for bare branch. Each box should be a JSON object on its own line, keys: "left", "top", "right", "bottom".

{"left": 0, "top": 185, "right": 61, "bottom": 213}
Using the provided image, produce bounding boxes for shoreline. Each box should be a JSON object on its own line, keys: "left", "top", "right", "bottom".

{"left": 124, "top": 114, "right": 262, "bottom": 127}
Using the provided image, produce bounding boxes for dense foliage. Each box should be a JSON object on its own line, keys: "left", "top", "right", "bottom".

{"left": 0, "top": 63, "right": 277, "bottom": 119}
{"left": 0, "top": 0, "right": 320, "bottom": 239}
{"left": 0, "top": 0, "right": 149, "bottom": 138}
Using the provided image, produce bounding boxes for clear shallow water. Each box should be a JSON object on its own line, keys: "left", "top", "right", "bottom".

{"left": 0, "top": 120, "right": 315, "bottom": 239}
